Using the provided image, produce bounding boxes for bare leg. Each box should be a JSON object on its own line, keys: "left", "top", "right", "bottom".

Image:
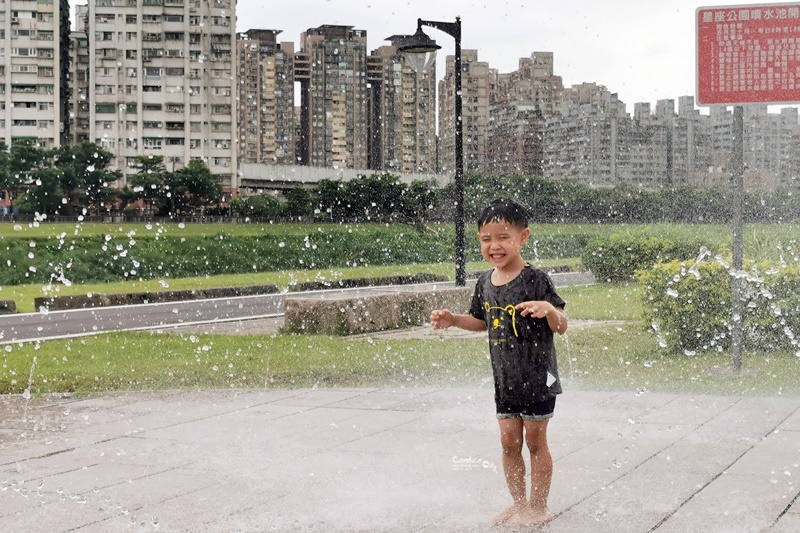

{"left": 495, "top": 418, "right": 526, "bottom": 524}
{"left": 509, "top": 418, "right": 552, "bottom": 526}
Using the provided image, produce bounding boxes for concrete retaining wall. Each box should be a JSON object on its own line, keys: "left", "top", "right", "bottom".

{"left": 283, "top": 286, "right": 472, "bottom": 336}
{"left": 288, "top": 273, "right": 448, "bottom": 292}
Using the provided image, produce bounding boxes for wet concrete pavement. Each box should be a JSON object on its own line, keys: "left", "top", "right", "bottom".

{"left": 2, "top": 385, "right": 799, "bottom": 532}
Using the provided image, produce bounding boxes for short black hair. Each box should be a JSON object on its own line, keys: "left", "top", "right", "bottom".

{"left": 477, "top": 198, "right": 529, "bottom": 229}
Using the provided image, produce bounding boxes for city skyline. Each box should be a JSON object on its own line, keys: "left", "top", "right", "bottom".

{"left": 233, "top": 0, "right": 800, "bottom": 115}
{"left": 16, "top": 0, "right": 796, "bottom": 195}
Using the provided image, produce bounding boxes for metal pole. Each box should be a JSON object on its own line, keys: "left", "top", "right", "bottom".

{"left": 731, "top": 105, "right": 744, "bottom": 371}
{"left": 410, "top": 17, "right": 464, "bottom": 286}
{"left": 453, "top": 17, "right": 465, "bottom": 286}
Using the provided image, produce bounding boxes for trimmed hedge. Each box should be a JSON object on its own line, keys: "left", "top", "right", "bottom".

{"left": 581, "top": 233, "right": 711, "bottom": 282}
{"left": 0, "top": 229, "right": 457, "bottom": 286}
{"left": 639, "top": 260, "right": 800, "bottom": 354}
{"left": 0, "top": 226, "right": 583, "bottom": 287}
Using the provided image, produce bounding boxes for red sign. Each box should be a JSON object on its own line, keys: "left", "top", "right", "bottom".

{"left": 697, "top": 3, "right": 800, "bottom": 104}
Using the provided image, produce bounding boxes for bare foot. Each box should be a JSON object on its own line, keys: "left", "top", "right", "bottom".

{"left": 493, "top": 503, "right": 524, "bottom": 525}
{"left": 505, "top": 505, "right": 550, "bottom": 528}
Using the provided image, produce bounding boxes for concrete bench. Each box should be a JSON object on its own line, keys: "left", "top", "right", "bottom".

{"left": 283, "top": 285, "right": 472, "bottom": 336}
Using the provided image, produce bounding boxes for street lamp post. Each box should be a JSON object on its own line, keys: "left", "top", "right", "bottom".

{"left": 395, "top": 17, "right": 465, "bottom": 286}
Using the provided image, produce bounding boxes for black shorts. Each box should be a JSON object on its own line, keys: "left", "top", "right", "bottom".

{"left": 496, "top": 396, "right": 556, "bottom": 421}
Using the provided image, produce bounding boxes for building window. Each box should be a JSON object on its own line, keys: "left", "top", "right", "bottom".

{"left": 143, "top": 137, "right": 162, "bottom": 149}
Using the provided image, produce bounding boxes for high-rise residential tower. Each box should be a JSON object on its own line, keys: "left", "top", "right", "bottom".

{"left": 87, "top": 0, "right": 237, "bottom": 190}
{"left": 69, "top": 4, "right": 89, "bottom": 145}
{"left": 487, "top": 52, "right": 564, "bottom": 175}
{"left": 0, "top": 0, "right": 71, "bottom": 148}
{"left": 236, "top": 29, "right": 295, "bottom": 165}
{"left": 366, "top": 39, "right": 436, "bottom": 174}
{"left": 439, "top": 49, "right": 489, "bottom": 173}
{"left": 296, "top": 25, "right": 368, "bottom": 169}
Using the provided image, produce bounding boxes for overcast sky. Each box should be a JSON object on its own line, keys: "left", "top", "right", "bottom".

{"left": 75, "top": 0, "right": 798, "bottom": 114}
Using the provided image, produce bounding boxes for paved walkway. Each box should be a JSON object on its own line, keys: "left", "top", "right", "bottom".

{"left": 2, "top": 387, "right": 799, "bottom": 532}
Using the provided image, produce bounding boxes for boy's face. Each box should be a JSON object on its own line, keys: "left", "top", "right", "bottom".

{"left": 477, "top": 219, "right": 530, "bottom": 271}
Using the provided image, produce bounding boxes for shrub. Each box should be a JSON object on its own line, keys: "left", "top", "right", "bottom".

{"left": 582, "top": 233, "right": 710, "bottom": 282}
{"left": 639, "top": 259, "right": 800, "bottom": 354}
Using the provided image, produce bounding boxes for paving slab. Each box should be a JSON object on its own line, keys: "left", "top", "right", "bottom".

{"left": 1, "top": 388, "right": 800, "bottom": 532}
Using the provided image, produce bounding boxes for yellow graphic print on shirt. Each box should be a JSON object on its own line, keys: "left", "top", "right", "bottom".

{"left": 484, "top": 302, "right": 519, "bottom": 337}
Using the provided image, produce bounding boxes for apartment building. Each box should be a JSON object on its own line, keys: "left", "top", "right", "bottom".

{"left": 703, "top": 105, "right": 800, "bottom": 189}
{"left": 366, "top": 39, "right": 437, "bottom": 173}
{"left": 87, "top": 0, "right": 237, "bottom": 190}
{"left": 618, "top": 102, "right": 670, "bottom": 185}
{"left": 670, "top": 96, "right": 712, "bottom": 186}
{"left": 487, "top": 52, "right": 564, "bottom": 175}
{"left": 542, "top": 83, "right": 628, "bottom": 183}
{"left": 68, "top": 4, "right": 89, "bottom": 145}
{"left": 439, "top": 49, "right": 489, "bottom": 173}
{"left": 0, "top": 0, "right": 71, "bottom": 149}
{"left": 236, "top": 29, "right": 295, "bottom": 165}
{"left": 296, "top": 25, "right": 368, "bottom": 170}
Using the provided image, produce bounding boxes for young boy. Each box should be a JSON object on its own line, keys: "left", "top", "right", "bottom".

{"left": 430, "top": 198, "right": 567, "bottom": 527}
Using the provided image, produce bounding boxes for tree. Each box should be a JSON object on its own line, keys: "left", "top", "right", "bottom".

{"left": 128, "top": 155, "right": 168, "bottom": 215}
{"left": 314, "top": 179, "right": 350, "bottom": 220}
{"left": 26, "top": 167, "right": 65, "bottom": 215}
{"left": 240, "top": 194, "right": 283, "bottom": 218}
{"left": 402, "top": 180, "right": 439, "bottom": 231}
{"left": 54, "top": 142, "right": 122, "bottom": 215}
{"left": 282, "top": 187, "right": 314, "bottom": 217}
{"left": 5, "top": 140, "right": 49, "bottom": 216}
{"left": 348, "top": 173, "right": 407, "bottom": 221}
{"left": 168, "top": 159, "right": 222, "bottom": 215}
{"left": 0, "top": 142, "right": 11, "bottom": 215}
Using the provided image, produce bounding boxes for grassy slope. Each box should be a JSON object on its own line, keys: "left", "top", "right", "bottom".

{"left": 2, "top": 222, "right": 799, "bottom": 397}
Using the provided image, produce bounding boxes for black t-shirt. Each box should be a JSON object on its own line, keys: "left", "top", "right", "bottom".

{"left": 469, "top": 265, "right": 566, "bottom": 403}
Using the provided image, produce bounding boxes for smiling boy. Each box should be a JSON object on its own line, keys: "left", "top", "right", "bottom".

{"left": 430, "top": 198, "right": 568, "bottom": 527}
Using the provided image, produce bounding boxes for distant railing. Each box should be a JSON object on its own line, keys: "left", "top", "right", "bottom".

{"left": 0, "top": 214, "right": 435, "bottom": 225}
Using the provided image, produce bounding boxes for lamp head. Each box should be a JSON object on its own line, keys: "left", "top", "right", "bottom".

{"left": 395, "top": 26, "right": 440, "bottom": 73}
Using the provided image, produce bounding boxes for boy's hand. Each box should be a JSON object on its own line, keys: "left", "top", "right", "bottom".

{"left": 516, "top": 300, "right": 568, "bottom": 334}
{"left": 515, "top": 300, "right": 555, "bottom": 319}
{"left": 430, "top": 309, "right": 455, "bottom": 329}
